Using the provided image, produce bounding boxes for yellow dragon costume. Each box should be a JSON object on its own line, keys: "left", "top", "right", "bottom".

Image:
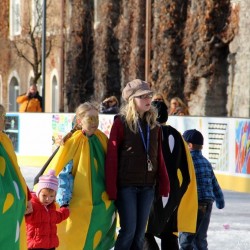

{"left": 42, "top": 129, "right": 116, "bottom": 250}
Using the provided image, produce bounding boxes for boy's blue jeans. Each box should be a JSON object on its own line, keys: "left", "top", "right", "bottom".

{"left": 179, "top": 201, "right": 213, "bottom": 250}
{"left": 114, "top": 186, "right": 155, "bottom": 250}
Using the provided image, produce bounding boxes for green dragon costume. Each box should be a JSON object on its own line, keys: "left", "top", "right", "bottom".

{"left": 0, "top": 132, "right": 28, "bottom": 250}
{"left": 41, "top": 129, "right": 116, "bottom": 250}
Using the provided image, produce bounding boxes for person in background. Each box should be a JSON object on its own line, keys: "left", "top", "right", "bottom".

{"left": 0, "top": 104, "right": 32, "bottom": 249}
{"left": 144, "top": 101, "right": 197, "bottom": 250}
{"left": 179, "top": 129, "right": 225, "bottom": 250}
{"left": 25, "top": 170, "right": 69, "bottom": 250}
{"left": 152, "top": 93, "right": 168, "bottom": 106}
{"left": 41, "top": 102, "right": 116, "bottom": 250}
{"left": 99, "top": 95, "right": 120, "bottom": 114}
{"left": 169, "top": 97, "right": 189, "bottom": 116}
{"left": 105, "top": 79, "right": 170, "bottom": 250}
{"left": 16, "top": 84, "right": 43, "bottom": 112}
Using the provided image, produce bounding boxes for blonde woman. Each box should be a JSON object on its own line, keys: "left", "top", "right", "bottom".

{"left": 169, "top": 97, "right": 189, "bottom": 115}
{"left": 44, "top": 102, "right": 116, "bottom": 250}
{"left": 105, "top": 79, "right": 170, "bottom": 250}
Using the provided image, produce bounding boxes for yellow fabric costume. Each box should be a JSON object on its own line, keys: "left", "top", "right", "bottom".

{"left": 177, "top": 137, "right": 198, "bottom": 232}
{"left": 44, "top": 129, "right": 116, "bottom": 250}
{"left": 146, "top": 127, "right": 198, "bottom": 236}
{"left": 0, "top": 132, "right": 28, "bottom": 250}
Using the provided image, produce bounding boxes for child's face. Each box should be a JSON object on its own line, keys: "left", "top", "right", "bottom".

{"left": 78, "top": 109, "right": 99, "bottom": 136}
{"left": 38, "top": 188, "right": 56, "bottom": 206}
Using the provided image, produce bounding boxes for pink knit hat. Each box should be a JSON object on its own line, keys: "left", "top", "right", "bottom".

{"left": 36, "top": 170, "right": 58, "bottom": 196}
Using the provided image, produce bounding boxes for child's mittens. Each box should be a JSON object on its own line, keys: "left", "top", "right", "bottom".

{"left": 216, "top": 199, "right": 225, "bottom": 209}
{"left": 56, "top": 161, "right": 74, "bottom": 207}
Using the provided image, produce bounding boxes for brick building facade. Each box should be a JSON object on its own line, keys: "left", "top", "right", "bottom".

{"left": 0, "top": 0, "right": 249, "bottom": 116}
{"left": 0, "top": 0, "right": 64, "bottom": 112}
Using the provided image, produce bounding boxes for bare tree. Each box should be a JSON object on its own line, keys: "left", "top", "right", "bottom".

{"left": 93, "top": 0, "right": 121, "bottom": 103}
{"left": 10, "top": 0, "right": 54, "bottom": 84}
{"left": 114, "top": 0, "right": 146, "bottom": 85}
{"left": 183, "top": 0, "right": 235, "bottom": 115}
{"left": 51, "top": 0, "right": 237, "bottom": 115}
{"left": 64, "top": 0, "right": 95, "bottom": 112}
{"left": 151, "top": 0, "right": 188, "bottom": 102}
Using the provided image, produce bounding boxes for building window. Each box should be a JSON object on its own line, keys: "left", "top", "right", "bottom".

{"left": 32, "top": 0, "right": 43, "bottom": 33}
{"left": 9, "top": 77, "right": 19, "bottom": 112}
{"left": 52, "top": 75, "right": 59, "bottom": 112}
{"left": 10, "top": 0, "right": 21, "bottom": 36}
{"left": 36, "top": 78, "right": 43, "bottom": 96}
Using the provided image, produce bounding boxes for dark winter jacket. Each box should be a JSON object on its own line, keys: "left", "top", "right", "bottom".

{"left": 99, "top": 103, "right": 119, "bottom": 114}
{"left": 105, "top": 116, "right": 170, "bottom": 200}
{"left": 25, "top": 193, "right": 69, "bottom": 249}
{"left": 118, "top": 117, "right": 159, "bottom": 186}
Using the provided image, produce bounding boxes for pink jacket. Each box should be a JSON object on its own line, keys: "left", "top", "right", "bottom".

{"left": 25, "top": 193, "right": 69, "bottom": 249}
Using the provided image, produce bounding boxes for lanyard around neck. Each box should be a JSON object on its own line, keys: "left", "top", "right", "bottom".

{"left": 137, "top": 121, "right": 150, "bottom": 154}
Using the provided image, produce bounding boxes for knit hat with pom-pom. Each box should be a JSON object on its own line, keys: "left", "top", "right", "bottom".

{"left": 36, "top": 169, "right": 58, "bottom": 196}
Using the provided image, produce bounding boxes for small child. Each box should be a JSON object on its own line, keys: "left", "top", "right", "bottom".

{"left": 25, "top": 170, "right": 69, "bottom": 250}
{"left": 44, "top": 102, "right": 117, "bottom": 249}
{"left": 179, "top": 129, "right": 225, "bottom": 250}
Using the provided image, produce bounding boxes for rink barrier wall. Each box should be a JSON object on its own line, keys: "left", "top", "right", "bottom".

{"left": 5, "top": 112, "right": 250, "bottom": 193}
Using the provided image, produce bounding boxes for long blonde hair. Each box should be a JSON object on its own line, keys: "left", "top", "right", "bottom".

{"left": 120, "top": 98, "right": 158, "bottom": 133}
{"left": 62, "top": 102, "right": 98, "bottom": 143}
{"left": 169, "top": 97, "right": 189, "bottom": 115}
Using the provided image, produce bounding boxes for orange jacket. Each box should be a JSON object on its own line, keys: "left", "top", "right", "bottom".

{"left": 16, "top": 94, "right": 42, "bottom": 112}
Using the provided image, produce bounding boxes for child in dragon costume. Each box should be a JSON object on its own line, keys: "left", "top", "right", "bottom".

{"left": 38, "top": 102, "right": 116, "bottom": 250}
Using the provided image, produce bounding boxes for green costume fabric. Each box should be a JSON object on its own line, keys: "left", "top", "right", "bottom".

{"left": 43, "top": 130, "right": 116, "bottom": 250}
{"left": 0, "top": 137, "right": 27, "bottom": 249}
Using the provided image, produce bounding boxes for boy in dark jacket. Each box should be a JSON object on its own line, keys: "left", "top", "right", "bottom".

{"left": 179, "top": 129, "right": 225, "bottom": 250}
{"left": 25, "top": 170, "right": 69, "bottom": 250}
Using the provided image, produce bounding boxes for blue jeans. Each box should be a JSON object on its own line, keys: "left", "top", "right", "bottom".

{"left": 179, "top": 201, "right": 213, "bottom": 250}
{"left": 114, "top": 186, "right": 155, "bottom": 250}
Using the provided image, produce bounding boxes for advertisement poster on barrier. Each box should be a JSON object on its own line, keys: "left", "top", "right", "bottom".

{"left": 235, "top": 119, "right": 250, "bottom": 174}
{"left": 52, "top": 114, "right": 75, "bottom": 152}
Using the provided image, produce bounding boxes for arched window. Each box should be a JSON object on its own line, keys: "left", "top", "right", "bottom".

{"left": 36, "top": 78, "right": 43, "bottom": 96}
{"left": 10, "top": 0, "right": 21, "bottom": 37}
{"left": 52, "top": 75, "right": 59, "bottom": 112}
{"left": 29, "top": 77, "right": 34, "bottom": 86}
{"left": 9, "top": 77, "right": 19, "bottom": 112}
